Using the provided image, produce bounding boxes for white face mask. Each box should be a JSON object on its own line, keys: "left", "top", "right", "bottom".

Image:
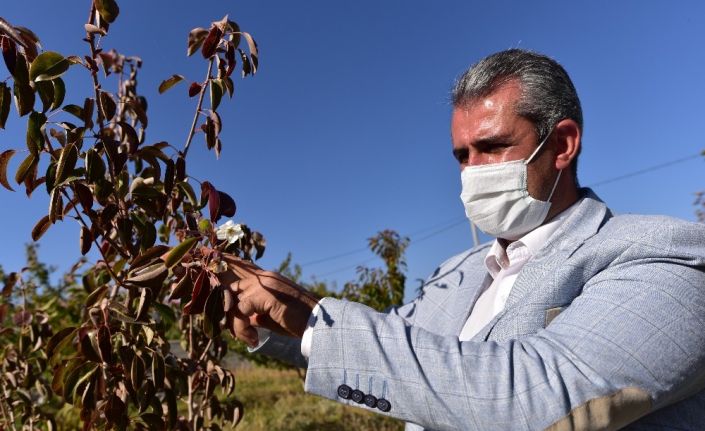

{"left": 459, "top": 133, "right": 562, "bottom": 240}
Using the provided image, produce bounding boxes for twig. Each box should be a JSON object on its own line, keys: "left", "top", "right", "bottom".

{"left": 183, "top": 59, "right": 214, "bottom": 158}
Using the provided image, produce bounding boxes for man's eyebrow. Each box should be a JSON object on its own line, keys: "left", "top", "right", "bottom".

{"left": 473, "top": 133, "right": 513, "bottom": 146}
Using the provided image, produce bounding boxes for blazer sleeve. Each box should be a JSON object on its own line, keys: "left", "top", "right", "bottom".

{"left": 304, "top": 244, "right": 705, "bottom": 430}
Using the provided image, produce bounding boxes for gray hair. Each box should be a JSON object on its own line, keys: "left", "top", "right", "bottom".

{"left": 452, "top": 49, "right": 583, "bottom": 178}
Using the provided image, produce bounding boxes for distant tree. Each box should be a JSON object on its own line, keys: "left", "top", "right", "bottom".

{"left": 342, "top": 230, "right": 410, "bottom": 312}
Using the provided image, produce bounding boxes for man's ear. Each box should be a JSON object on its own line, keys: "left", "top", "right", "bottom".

{"left": 553, "top": 119, "right": 581, "bottom": 171}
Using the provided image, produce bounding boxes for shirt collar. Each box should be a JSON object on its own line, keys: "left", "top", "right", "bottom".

{"left": 484, "top": 198, "right": 583, "bottom": 276}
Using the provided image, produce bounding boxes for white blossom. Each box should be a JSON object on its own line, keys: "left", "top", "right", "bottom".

{"left": 216, "top": 220, "right": 244, "bottom": 245}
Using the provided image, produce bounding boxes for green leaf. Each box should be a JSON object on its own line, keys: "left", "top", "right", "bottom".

{"left": 0, "top": 83, "right": 11, "bottom": 128}
{"left": 126, "top": 262, "right": 167, "bottom": 286}
{"left": 51, "top": 78, "right": 65, "bottom": 110}
{"left": 36, "top": 81, "right": 54, "bottom": 113}
{"left": 85, "top": 148, "right": 106, "bottom": 183}
{"left": 15, "top": 152, "right": 37, "bottom": 185}
{"left": 31, "top": 214, "right": 51, "bottom": 241}
{"left": 26, "top": 111, "right": 46, "bottom": 154}
{"left": 46, "top": 327, "right": 77, "bottom": 361}
{"left": 13, "top": 81, "right": 34, "bottom": 116}
{"left": 135, "top": 287, "right": 152, "bottom": 322}
{"left": 164, "top": 237, "right": 198, "bottom": 268}
{"left": 29, "top": 51, "right": 70, "bottom": 82}
{"left": 95, "top": 0, "right": 120, "bottom": 23}
{"left": 62, "top": 104, "right": 83, "bottom": 120}
{"left": 49, "top": 188, "right": 64, "bottom": 223}
{"left": 0, "top": 149, "right": 16, "bottom": 191}
{"left": 176, "top": 181, "right": 199, "bottom": 208}
{"left": 158, "top": 74, "right": 185, "bottom": 94}
{"left": 210, "top": 79, "right": 223, "bottom": 111}
{"left": 56, "top": 142, "right": 78, "bottom": 183}
{"left": 84, "top": 284, "right": 107, "bottom": 307}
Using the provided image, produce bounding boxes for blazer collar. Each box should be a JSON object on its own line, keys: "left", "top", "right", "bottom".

{"left": 472, "top": 188, "right": 612, "bottom": 341}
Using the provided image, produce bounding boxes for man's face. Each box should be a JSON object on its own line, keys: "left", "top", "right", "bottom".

{"left": 450, "top": 80, "right": 557, "bottom": 201}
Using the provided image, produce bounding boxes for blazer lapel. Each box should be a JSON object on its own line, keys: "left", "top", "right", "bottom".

{"left": 472, "top": 188, "right": 611, "bottom": 341}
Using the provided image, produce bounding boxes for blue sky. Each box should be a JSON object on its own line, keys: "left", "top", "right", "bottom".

{"left": 2, "top": 1, "right": 704, "bottom": 300}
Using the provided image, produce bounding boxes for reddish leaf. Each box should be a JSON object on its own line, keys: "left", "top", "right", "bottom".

{"left": 1, "top": 35, "right": 17, "bottom": 77}
{"left": 183, "top": 270, "right": 209, "bottom": 315}
{"left": 188, "top": 82, "right": 202, "bottom": 97}
{"left": 74, "top": 182, "right": 93, "bottom": 211}
{"left": 0, "top": 149, "right": 16, "bottom": 191}
{"left": 218, "top": 191, "right": 236, "bottom": 219}
{"left": 2, "top": 272, "right": 18, "bottom": 297}
{"left": 201, "top": 181, "right": 220, "bottom": 222}
{"left": 80, "top": 226, "right": 92, "bottom": 255}
{"left": 201, "top": 26, "right": 222, "bottom": 58}
{"left": 31, "top": 214, "right": 51, "bottom": 241}
{"left": 169, "top": 271, "right": 193, "bottom": 300}
{"left": 0, "top": 82, "right": 11, "bottom": 128}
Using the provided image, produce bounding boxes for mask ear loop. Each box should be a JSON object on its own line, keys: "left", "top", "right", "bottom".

{"left": 524, "top": 132, "right": 552, "bottom": 165}
{"left": 546, "top": 169, "right": 562, "bottom": 203}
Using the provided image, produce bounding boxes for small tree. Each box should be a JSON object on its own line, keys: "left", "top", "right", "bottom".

{"left": 1, "top": 1, "right": 262, "bottom": 429}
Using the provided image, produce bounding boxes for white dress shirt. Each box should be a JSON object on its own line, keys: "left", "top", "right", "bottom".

{"left": 301, "top": 200, "right": 582, "bottom": 357}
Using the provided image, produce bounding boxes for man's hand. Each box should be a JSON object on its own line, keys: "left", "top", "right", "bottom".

{"left": 218, "top": 254, "right": 319, "bottom": 347}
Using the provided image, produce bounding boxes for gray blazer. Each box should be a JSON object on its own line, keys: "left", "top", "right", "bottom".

{"left": 256, "top": 189, "right": 705, "bottom": 430}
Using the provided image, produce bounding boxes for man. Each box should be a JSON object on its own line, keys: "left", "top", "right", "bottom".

{"left": 220, "top": 49, "right": 705, "bottom": 430}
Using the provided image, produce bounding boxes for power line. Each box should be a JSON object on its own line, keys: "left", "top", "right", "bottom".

{"left": 304, "top": 151, "right": 704, "bottom": 277}
{"left": 587, "top": 153, "right": 701, "bottom": 188}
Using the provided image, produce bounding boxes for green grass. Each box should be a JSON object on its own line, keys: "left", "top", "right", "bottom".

{"left": 233, "top": 366, "right": 404, "bottom": 431}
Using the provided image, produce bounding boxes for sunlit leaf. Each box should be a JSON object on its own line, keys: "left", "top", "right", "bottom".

{"left": 135, "top": 287, "right": 152, "bottom": 322}
{"left": 126, "top": 262, "right": 167, "bottom": 286}
{"left": 15, "top": 152, "right": 37, "bottom": 185}
{"left": 187, "top": 27, "right": 209, "bottom": 56}
{"left": 56, "top": 143, "right": 78, "bottom": 184}
{"left": 84, "top": 23, "right": 106, "bottom": 36}
{"left": 150, "top": 351, "right": 166, "bottom": 390}
{"left": 29, "top": 51, "right": 70, "bottom": 82}
{"left": 0, "top": 83, "right": 10, "bottom": 128}
{"left": 85, "top": 148, "right": 106, "bottom": 182}
{"left": 210, "top": 79, "right": 223, "bottom": 111}
{"left": 176, "top": 181, "right": 198, "bottom": 208}
{"left": 47, "top": 327, "right": 77, "bottom": 362}
{"left": 158, "top": 74, "right": 185, "bottom": 94}
{"left": 49, "top": 188, "right": 64, "bottom": 223}
{"left": 31, "top": 214, "right": 51, "bottom": 241}
{"left": 26, "top": 111, "right": 46, "bottom": 154}
{"left": 241, "top": 32, "right": 259, "bottom": 72}
{"left": 164, "top": 236, "right": 198, "bottom": 269}
{"left": 13, "top": 81, "right": 34, "bottom": 116}
{"left": 130, "top": 354, "right": 145, "bottom": 391}
{"left": 0, "top": 149, "right": 16, "bottom": 191}
{"left": 51, "top": 77, "right": 65, "bottom": 110}
{"left": 95, "top": 0, "right": 120, "bottom": 23}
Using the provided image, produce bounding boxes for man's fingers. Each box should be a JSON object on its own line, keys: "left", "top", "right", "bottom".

{"left": 229, "top": 310, "right": 258, "bottom": 347}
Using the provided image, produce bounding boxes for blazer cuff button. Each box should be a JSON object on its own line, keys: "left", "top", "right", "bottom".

{"left": 377, "top": 398, "right": 391, "bottom": 412}
{"left": 337, "top": 384, "right": 352, "bottom": 399}
{"left": 363, "top": 394, "right": 377, "bottom": 408}
{"left": 351, "top": 389, "right": 365, "bottom": 404}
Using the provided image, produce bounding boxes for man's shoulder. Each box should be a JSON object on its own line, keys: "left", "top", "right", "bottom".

{"left": 424, "top": 242, "right": 492, "bottom": 283}
{"left": 599, "top": 213, "right": 705, "bottom": 245}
